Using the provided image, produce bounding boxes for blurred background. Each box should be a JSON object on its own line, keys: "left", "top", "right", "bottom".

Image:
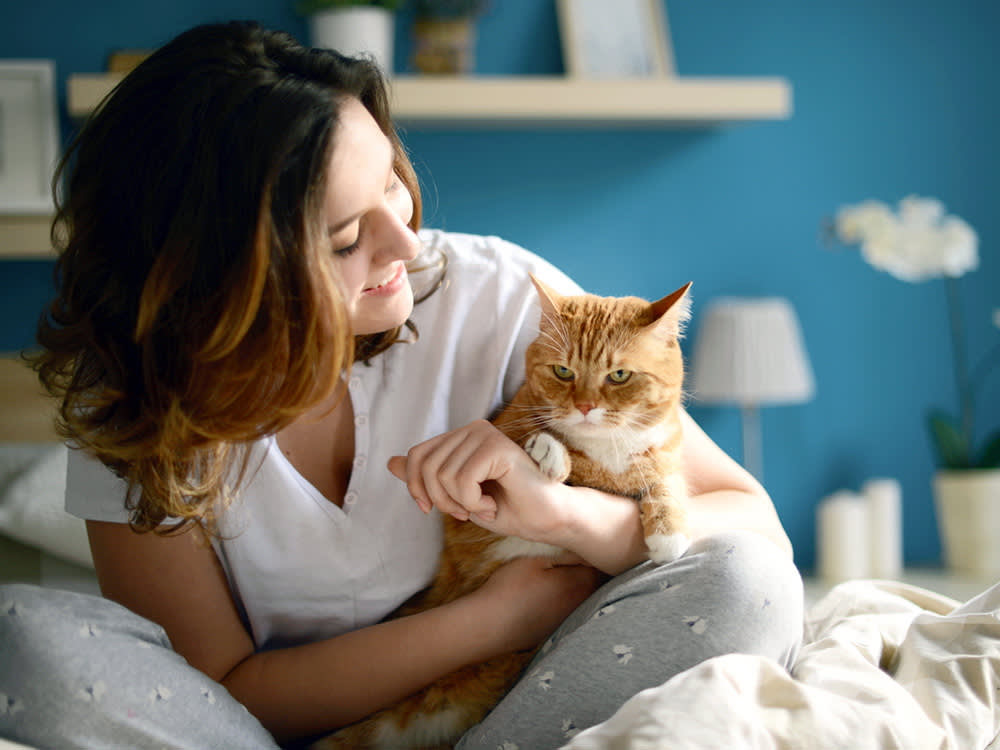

{"left": 2, "top": 0, "right": 998, "bottom": 574}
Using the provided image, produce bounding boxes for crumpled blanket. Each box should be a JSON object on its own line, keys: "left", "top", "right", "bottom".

{"left": 563, "top": 579, "right": 1000, "bottom": 750}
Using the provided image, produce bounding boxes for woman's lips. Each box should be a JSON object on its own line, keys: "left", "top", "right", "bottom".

{"left": 362, "top": 262, "right": 407, "bottom": 297}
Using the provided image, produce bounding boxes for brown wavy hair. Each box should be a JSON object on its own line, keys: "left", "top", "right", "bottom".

{"left": 32, "top": 22, "right": 427, "bottom": 534}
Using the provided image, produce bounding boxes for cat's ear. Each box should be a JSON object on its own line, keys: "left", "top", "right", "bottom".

{"left": 529, "top": 274, "right": 563, "bottom": 326}
{"left": 647, "top": 282, "right": 693, "bottom": 340}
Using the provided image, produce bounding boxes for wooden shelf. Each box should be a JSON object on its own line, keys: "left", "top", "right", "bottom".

{"left": 66, "top": 72, "right": 125, "bottom": 118}
{"left": 67, "top": 73, "right": 791, "bottom": 127}
{"left": 390, "top": 75, "right": 791, "bottom": 126}
{"left": 0, "top": 215, "right": 55, "bottom": 259}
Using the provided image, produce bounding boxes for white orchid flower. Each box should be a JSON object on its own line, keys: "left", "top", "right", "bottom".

{"left": 835, "top": 195, "right": 979, "bottom": 282}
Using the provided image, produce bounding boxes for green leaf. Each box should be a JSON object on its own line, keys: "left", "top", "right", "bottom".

{"left": 927, "top": 411, "right": 972, "bottom": 469}
{"left": 979, "top": 429, "right": 1000, "bottom": 469}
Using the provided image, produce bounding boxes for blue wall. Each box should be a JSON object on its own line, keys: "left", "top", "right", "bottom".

{"left": 4, "top": 1, "right": 998, "bottom": 571}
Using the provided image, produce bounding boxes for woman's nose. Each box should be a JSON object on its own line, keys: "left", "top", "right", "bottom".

{"left": 374, "top": 214, "right": 421, "bottom": 265}
{"left": 371, "top": 197, "right": 420, "bottom": 264}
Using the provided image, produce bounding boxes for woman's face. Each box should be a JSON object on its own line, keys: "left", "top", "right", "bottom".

{"left": 323, "top": 98, "right": 421, "bottom": 336}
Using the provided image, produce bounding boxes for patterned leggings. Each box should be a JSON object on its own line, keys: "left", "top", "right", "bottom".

{"left": 0, "top": 531, "right": 802, "bottom": 750}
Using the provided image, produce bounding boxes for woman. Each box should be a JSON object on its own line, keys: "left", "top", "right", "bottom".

{"left": 0, "top": 21, "right": 802, "bottom": 750}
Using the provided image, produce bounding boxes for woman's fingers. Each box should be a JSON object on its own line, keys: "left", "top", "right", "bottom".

{"left": 415, "top": 428, "right": 477, "bottom": 519}
{"left": 436, "top": 429, "right": 503, "bottom": 517}
{"left": 388, "top": 421, "right": 509, "bottom": 519}
{"left": 387, "top": 455, "right": 430, "bottom": 513}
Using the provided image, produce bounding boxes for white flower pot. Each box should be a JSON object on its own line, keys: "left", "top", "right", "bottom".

{"left": 934, "top": 469, "right": 1000, "bottom": 577}
{"left": 308, "top": 7, "right": 395, "bottom": 75}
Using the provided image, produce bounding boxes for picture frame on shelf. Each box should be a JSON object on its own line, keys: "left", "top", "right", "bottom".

{"left": 557, "top": 0, "right": 674, "bottom": 78}
{"left": 0, "top": 60, "right": 59, "bottom": 215}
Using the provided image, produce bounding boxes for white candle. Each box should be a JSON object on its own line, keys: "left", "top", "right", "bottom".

{"left": 863, "top": 477, "right": 903, "bottom": 579}
{"left": 817, "top": 490, "right": 870, "bottom": 583}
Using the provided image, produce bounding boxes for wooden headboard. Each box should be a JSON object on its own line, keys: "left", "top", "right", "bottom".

{"left": 0, "top": 355, "right": 60, "bottom": 443}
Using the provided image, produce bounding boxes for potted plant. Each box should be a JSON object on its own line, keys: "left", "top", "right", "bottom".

{"left": 829, "top": 196, "right": 1000, "bottom": 575}
{"left": 410, "top": 0, "right": 490, "bottom": 75}
{"left": 297, "top": 0, "right": 407, "bottom": 74}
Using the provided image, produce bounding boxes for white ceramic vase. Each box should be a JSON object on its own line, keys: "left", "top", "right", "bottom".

{"left": 308, "top": 7, "right": 395, "bottom": 75}
{"left": 934, "top": 468, "right": 1000, "bottom": 577}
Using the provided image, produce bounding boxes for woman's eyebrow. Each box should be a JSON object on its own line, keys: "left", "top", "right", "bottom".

{"left": 327, "top": 215, "right": 358, "bottom": 237}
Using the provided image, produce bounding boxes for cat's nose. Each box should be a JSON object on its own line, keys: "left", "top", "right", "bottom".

{"left": 576, "top": 402, "right": 595, "bottom": 416}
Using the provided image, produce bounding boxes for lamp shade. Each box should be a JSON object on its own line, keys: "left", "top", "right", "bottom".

{"left": 689, "top": 297, "right": 815, "bottom": 406}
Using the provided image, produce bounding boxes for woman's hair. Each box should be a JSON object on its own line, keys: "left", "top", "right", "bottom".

{"left": 33, "top": 21, "right": 430, "bottom": 534}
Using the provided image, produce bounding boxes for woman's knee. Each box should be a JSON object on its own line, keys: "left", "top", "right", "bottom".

{"left": 0, "top": 583, "right": 179, "bottom": 701}
{"left": 686, "top": 531, "right": 804, "bottom": 664}
{"left": 551, "top": 532, "right": 804, "bottom": 669}
{"left": 1, "top": 583, "right": 171, "bottom": 652}
{"left": 689, "top": 531, "right": 802, "bottom": 596}
{"left": 1, "top": 584, "right": 278, "bottom": 750}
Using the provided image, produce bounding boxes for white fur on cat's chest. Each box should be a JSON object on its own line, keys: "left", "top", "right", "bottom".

{"left": 561, "top": 422, "right": 670, "bottom": 475}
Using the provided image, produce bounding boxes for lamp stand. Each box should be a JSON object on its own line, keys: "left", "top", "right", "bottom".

{"left": 740, "top": 403, "right": 763, "bottom": 482}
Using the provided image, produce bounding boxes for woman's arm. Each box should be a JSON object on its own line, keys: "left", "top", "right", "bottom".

{"left": 87, "top": 520, "right": 599, "bottom": 744}
{"left": 679, "top": 410, "right": 793, "bottom": 558}
{"left": 389, "top": 410, "right": 792, "bottom": 576}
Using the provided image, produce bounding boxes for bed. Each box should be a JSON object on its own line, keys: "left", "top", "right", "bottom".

{"left": 0, "top": 356, "right": 97, "bottom": 596}
{"left": 1, "top": 354, "right": 999, "bottom": 749}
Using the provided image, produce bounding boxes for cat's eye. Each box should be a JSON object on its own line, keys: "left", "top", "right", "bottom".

{"left": 552, "top": 365, "right": 575, "bottom": 381}
{"left": 607, "top": 369, "right": 632, "bottom": 384}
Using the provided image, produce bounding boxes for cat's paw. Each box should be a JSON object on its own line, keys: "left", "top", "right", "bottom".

{"left": 524, "top": 432, "right": 571, "bottom": 482}
{"left": 645, "top": 532, "right": 690, "bottom": 564}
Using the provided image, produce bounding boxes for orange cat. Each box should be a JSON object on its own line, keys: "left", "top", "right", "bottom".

{"left": 312, "top": 276, "right": 692, "bottom": 750}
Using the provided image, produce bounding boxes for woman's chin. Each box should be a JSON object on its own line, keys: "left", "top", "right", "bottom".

{"left": 351, "top": 285, "right": 414, "bottom": 336}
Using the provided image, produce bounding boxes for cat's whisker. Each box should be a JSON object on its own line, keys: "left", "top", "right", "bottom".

{"left": 538, "top": 312, "right": 572, "bottom": 349}
{"left": 499, "top": 414, "right": 552, "bottom": 435}
{"left": 536, "top": 327, "right": 564, "bottom": 350}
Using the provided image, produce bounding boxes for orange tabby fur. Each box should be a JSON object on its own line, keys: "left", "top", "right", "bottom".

{"left": 312, "top": 277, "right": 692, "bottom": 750}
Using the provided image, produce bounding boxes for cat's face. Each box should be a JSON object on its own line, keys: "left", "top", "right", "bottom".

{"left": 524, "top": 279, "right": 691, "bottom": 440}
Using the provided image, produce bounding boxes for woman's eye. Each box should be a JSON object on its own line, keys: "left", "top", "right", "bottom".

{"left": 334, "top": 236, "right": 361, "bottom": 257}
{"left": 552, "top": 365, "right": 574, "bottom": 381}
{"left": 607, "top": 369, "right": 632, "bottom": 384}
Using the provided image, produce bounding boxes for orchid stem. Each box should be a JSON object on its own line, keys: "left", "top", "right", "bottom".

{"left": 970, "top": 340, "right": 1000, "bottom": 394}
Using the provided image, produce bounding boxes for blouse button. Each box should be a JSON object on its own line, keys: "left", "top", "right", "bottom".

{"left": 355, "top": 414, "right": 368, "bottom": 427}
{"left": 344, "top": 491, "right": 358, "bottom": 506}
{"left": 353, "top": 456, "right": 367, "bottom": 470}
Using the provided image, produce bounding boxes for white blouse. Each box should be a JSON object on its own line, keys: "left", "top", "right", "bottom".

{"left": 65, "top": 230, "right": 581, "bottom": 650}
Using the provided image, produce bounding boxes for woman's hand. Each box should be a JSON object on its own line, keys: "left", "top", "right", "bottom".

{"left": 388, "top": 419, "right": 652, "bottom": 574}
{"left": 469, "top": 555, "right": 604, "bottom": 653}
{"left": 387, "top": 419, "right": 570, "bottom": 544}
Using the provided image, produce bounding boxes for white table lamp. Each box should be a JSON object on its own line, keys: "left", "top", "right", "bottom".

{"left": 688, "top": 297, "right": 815, "bottom": 480}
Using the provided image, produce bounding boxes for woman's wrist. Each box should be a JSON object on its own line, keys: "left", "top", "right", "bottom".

{"left": 548, "top": 484, "right": 648, "bottom": 575}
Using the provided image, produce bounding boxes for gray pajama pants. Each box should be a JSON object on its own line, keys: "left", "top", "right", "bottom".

{"left": 0, "top": 531, "right": 803, "bottom": 750}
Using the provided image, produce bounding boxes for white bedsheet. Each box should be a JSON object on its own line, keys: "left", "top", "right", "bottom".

{"left": 565, "top": 579, "right": 1000, "bottom": 749}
